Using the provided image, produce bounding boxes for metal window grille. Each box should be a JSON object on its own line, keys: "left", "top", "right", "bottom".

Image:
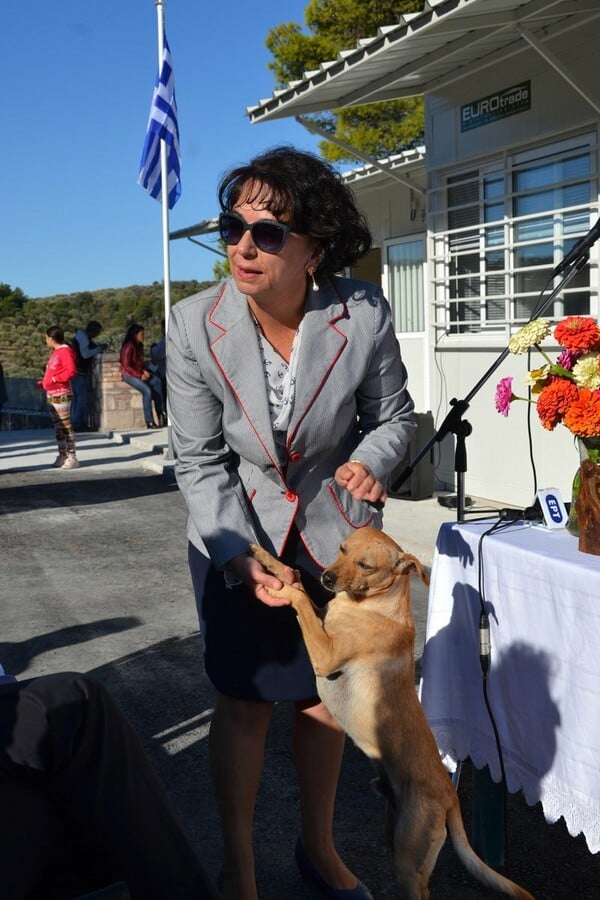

{"left": 430, "top": 135, "right": 598, "bottom": 341}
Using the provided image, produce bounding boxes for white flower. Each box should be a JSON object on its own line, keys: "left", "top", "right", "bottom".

{"left": 508, "top": 319, "right": 551, "bottom": 354}
{"left": 572, "top": 354, "right": 600, "bottom": 390}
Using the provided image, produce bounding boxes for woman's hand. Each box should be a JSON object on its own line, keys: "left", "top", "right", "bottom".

{"left": 228, "top": 553, "right": 299, "bottom": 607}
{"left": 335, "top": 460, "right": 387, "bottom": 504}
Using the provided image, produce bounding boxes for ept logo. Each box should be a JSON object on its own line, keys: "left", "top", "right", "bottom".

{"left": 544, "top": 494, "right": 564, "bottom": 524}
{"left": 537, "top": 489, "right": 568, "bottom": 529}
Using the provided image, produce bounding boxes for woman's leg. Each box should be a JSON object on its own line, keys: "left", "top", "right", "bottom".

{"left": 122, "top": 375, "right": 154, "bottom": 423}
{"left": 61, "top": 396, "right": 76, "bottom": 457}
{"left": 48, "top": 399, "right": 66, "bottom": 458}
{"left": 293, "top": 699, "right": 359, "bottom": 889}
{"left": 48, "top": 395, "right": 76, "bottom": 458}
{"left": 149, "top": 374, "right": 165, "bottom": 416}
{"left": 209, "top": 693, "right": 274, "bottom": 900}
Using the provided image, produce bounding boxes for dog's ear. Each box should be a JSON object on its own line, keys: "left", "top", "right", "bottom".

{"left": 394, "top": 554, "right": 430, "bottom": 587}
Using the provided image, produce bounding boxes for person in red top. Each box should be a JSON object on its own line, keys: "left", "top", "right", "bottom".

{"left": 39, "top": 326, "right": 79, "bottom": 469}
{"left": 119, "top": 323, "right": 166, "bottom": 428}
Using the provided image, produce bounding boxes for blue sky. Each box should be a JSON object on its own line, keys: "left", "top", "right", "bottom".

{"left": 3, "top": 0, "right": 323, "bottom": 299}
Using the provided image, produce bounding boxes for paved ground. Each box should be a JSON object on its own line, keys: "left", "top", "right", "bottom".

{"left": 1, "top": 427, "right": 599, "bottom": 899}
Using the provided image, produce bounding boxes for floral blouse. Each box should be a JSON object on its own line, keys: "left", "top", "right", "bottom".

{"left": 252, "top": 316, "right": 304, "bottom": 468}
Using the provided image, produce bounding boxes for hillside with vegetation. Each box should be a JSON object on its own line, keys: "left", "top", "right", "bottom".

{"left": 0, "top": 280, "right": 214, "bottom": 378}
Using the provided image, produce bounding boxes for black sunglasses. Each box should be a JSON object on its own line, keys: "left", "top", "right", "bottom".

{"left": 218, "top": 211, "right": 297, "bottom": 255}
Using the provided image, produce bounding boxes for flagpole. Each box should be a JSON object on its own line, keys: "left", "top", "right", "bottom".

{"left": 155, "top": 0, "right": 172, "bottom": 335}
{"left": 154, "top": 0, "right": 175, "bottom": 457}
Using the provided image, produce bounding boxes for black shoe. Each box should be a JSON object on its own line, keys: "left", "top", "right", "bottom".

{"left": 295, "top": 839, "right": 373, "bottom": 899}
{"left": 146, "top": 421, "right": 159, "bottom": 429}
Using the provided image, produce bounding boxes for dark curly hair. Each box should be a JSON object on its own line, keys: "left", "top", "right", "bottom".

{"left": 217, "top": 145, "right": 372, "bottom": 278}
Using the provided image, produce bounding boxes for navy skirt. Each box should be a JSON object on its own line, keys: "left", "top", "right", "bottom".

{"left": 188, "top": 534, "right": 330, "bottom": 702}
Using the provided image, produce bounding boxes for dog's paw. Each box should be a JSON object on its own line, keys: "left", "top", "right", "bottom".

{"left": 264, "top": 582, "right": 308, "bottom": 608}
{"left": 249, "top": 543, "right": 290, "bottom": 580}
{"left": 263, "top": 584, "right": 292, "bottom": 605}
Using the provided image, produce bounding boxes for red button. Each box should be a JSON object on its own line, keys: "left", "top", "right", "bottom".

{"left": 284, "top": 490, "right": 297, "bottom": 502}
{"left": 289, "top": 451, "right": 302, "bottom": 462}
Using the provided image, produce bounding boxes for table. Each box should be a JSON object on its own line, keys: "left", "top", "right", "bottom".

{"left": 420, "top": 519, "right": 600, "bottom": 855}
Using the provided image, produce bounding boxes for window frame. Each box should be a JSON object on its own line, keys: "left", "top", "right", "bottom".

{"left": 430, "top": 132, "right": 598, "bottom": 343}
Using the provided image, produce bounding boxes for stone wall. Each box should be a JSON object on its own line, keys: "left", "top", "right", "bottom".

{"left": 99, "top": 352, "right": 146, "bottom": 430}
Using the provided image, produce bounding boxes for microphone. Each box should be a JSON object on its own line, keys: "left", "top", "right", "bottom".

{"left": 479, "top": 610, "right": 490, "bottom": 674}
{"left": 498, "top": 501, "right": 542, "bottom": 522}
{"left": 553, "top": 216, "right": 600, "bottom": 275}
{"left": 498, "top": 507, "right": 523, "bottom": 521}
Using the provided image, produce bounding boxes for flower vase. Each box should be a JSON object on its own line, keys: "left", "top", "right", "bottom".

{"left": 571, "top": 436, "right": 600, "bottom": 555}
{"left": 565, "top": 468, "right": 581, "bottom": 536}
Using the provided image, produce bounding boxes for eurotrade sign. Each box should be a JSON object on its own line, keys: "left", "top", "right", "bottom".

{"left": 461, "top": 81, "right": 531, "bottom": 132}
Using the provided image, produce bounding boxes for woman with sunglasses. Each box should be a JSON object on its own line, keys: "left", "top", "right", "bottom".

{"left": 167, "top": 146, "right": 416, "bottom": 900}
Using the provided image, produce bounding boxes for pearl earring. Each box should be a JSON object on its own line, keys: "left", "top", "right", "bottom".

{"left": 308, "top": 266, "right": 319, "bottom": 291}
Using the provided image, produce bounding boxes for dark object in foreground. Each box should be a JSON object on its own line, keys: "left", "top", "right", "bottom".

{"left": 0, "top": 672, "right": 218, "bottom": 900}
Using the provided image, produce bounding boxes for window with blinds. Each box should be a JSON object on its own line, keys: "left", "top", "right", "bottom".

{"left": 431, "top": 134, "right": 597, "bottom": 339}
{"left": 386, "top": 236, "right": 425, "bottom": 333}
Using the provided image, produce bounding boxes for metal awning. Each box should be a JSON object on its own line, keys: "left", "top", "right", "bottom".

{"left": 340, "top": 145, "right": 426, "bottom": 190}
{"left": 169, "top": 218, "right": 226, "bottom": 258}
{"left": 247, "top": 0, "right": 600, "bottom": 123}
{"left": 169, "top": 218, "right": 219, "bottom": 241}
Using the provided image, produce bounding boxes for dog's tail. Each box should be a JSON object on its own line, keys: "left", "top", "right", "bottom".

{"left": 447, "top": 802, "right": 535, "bottom": 899}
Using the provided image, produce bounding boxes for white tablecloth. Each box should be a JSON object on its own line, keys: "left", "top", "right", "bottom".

{"left": 420, "top": 519, "right": 600, "bottom": 854}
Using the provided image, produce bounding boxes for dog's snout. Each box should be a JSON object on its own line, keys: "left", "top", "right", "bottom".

{"left": 321, "top": 570, "right": 337, "bottom": 591}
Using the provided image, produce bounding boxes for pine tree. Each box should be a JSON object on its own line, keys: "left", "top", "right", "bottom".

{"left": 265, "top": 1, "right": 425, "bottom": 162}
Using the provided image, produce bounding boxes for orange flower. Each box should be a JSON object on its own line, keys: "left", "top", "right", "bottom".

{"left": 562, "top": 388, "right": 600, "bottom": 437}
{"left": 553, "top": 316, "right": 600, "bottom": 353}
{"left": 536, "top": 379, "right": 579, "bottom": 430}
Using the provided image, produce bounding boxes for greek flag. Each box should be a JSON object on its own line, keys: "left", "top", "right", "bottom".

{"left": 138, "top": 35, "right": 181, "bottom": 209}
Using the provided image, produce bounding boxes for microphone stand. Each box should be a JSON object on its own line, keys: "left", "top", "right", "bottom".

{"left": 391, "top": 253, "right": 590, "bottom": 521}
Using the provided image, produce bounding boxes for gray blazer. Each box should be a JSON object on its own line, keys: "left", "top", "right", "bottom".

{"left": 167, "top": 275, "right": 415, "bottom": 571}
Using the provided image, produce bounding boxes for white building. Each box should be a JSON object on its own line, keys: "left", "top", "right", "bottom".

{"left": 247, "top": 0, "right": 600, "bottom": 509}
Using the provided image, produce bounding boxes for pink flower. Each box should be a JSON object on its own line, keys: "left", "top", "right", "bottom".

{"left": 556, "top": 348, "right": 578, "bottom": 370}
{"left": 495, "top": 377, "right": 515, "bottom": 416}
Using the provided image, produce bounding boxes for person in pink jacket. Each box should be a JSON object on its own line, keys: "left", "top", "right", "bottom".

{"left": 39, "top": 326, "right": 79, "bottom": 468}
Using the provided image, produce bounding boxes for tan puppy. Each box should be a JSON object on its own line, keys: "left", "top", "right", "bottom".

{"left": 250, "top": 527, "right": 534, "bottom": 900}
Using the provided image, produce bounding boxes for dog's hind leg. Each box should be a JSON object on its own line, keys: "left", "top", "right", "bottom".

{"left": 371, "top": 770, "right": 397, "bottom": 853}
{"left": 391, "top": 806, "right": 446, "bottom": 900}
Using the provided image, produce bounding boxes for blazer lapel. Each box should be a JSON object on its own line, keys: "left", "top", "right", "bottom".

{"left": 290, "top": 282, "right": 348, "bottom": 436}
{"left": 208, "top": 281, "right": 279, "bottom": 466}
